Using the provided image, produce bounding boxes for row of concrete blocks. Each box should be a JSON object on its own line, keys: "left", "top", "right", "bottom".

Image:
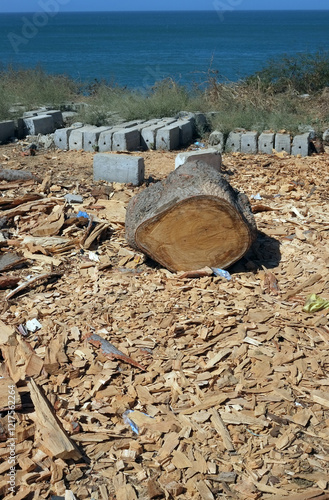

{"left": 0, "top": 109, "right": 64, "bottom": 143}
{"left": 210, "top": 130, "right": 313, "bottom": 157}
{"left": 54, "top": 117, "right": 195, "bottom": 152}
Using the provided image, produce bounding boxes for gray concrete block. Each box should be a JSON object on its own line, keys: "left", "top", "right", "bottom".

{"left": 291, "top": 132, "right": 311, "bottom": 157}
{"left": 15, "top": 118, "right": 25, "bottom": 139}
{"left": 98, "top": 129, "right": 114, "bottom": 152}
{"left": 176, "top": 111, "right": 196, "bottom": 122}
{"left": 194, "top": 112, "right": 208, "bottom": 132}
{"left": 69, "top": 126, "right": 98, "bottom": 151}
{"left": 258, "top": 132, "right": 275, "bottom": 154}
{"left": 62, "top": 111, "right": 78, "bottom": 124}
{"left": 209, "top": 130, "right": 224, "bottom": 150}
{"left": 23, "top": 115, "right": 55, "bottom": 135}
{"left": 120, "top": 120, "right": 144, "bottom": 129}
{"left": 274, "top": 133, "right": 291, "bottom": 154}
{"left": 175, "top": 148, "right": 222, "bottom": 171}
{"left": 140, "top": 125, "right": 159, "bottom": 150}
{"left": 225, "top": 131, "right": 242, "bottom": 152}
{"left": 93, "top": 153, "right": 144, "bottom": 185}
{"left": 298, "top": 124, "right": 316, "bottom": 139}
{"left": 156, "top": 123, "right": 180, "bottom": 150}
{"left": 160, "top": 117, "right": 177, "bottom": 124}
{"left": 241, "top": 131, "right": 258, "bottom": 154}
{"left": 23, "top": 107, "right": 47, "bottom": 118}
{"left": 0, "top": 120, "right": 16, "bottom": 143}
{"left": 176, "top": 119, "right": 194, "bottom": 147}
{"left": 98, "top": 125, "right": 126, "bottom": 152}
{"left": 83, "top": 126, "right": 112, "bottom": 152}
{"left": 323, "top": 129, "right": 329, "bottom": 144}
{"left": 132, "top": 119, "right": 160, "bottom": 150}
{"left": 112, "top": 128, "right": 141, "bottom": 151}
{"left": 54, "top": 124, "right": 83, "bottom": 149}
{"left": 141, "top": 119, "right": 176, "bottom": 150}
{"left": 45, "top": 110, "right": 64, "bottom": 129}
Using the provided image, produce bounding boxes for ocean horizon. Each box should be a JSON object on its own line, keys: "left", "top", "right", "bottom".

{"left": 1, "top": 10, "right": 329, "bottom": 89}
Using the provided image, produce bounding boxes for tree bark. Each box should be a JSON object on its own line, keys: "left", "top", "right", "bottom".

{"left": 125, "top": 160, "right": 257, "bottom": 272}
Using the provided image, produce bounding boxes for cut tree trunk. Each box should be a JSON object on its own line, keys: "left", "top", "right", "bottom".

{"left": 125, "top": 161, "right": 257, "bottom": 271}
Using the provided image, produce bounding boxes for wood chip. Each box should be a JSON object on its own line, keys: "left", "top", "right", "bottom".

{"left": 27, "top": 378, "right": 82, "bottom": 460}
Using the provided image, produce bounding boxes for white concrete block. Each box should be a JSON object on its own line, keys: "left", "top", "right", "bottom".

{"left": 93, "top": 153, "right": 144, "bottom": 185}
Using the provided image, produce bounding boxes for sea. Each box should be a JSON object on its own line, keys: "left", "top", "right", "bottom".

{"left": 0, "top": 10, "right": 329, "bottom": 90}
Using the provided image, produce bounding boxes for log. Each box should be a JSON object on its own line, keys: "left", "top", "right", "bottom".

{"left": 125, "top": 161, "right": 257, "bottom": 271}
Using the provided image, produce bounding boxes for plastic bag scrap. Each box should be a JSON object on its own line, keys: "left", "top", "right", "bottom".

{"left": 123, "top": 410, "right": 154, "bottom": 435}
{"left": 26, "top": 318, "right": 42, "bottom": 332}
{"left": 211, "top": 268, "right": 232, "bottom": 281}
{"left": 251, "top": 193, "right": 262, "bottom": 200}
{"left": 303, "top": 293, "right": 329, "bottom": 313}
{"left": 76, "top": 211, "right": 90, "bottom": 219}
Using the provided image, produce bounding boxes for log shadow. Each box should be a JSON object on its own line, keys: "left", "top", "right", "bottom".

{"left": 229, "top": 231, "right": 281, "bottom": 274}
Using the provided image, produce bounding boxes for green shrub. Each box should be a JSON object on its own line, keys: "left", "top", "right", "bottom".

{"left": 245, "top": 51, "right": 329, "bottom": 94}
{"left": 78, "top": 78, "right": 196, "bottom": 123}
{"left": 0, "top": 65, "right": 77, "bottom": 116}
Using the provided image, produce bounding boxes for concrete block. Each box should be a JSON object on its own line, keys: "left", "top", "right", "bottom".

{"left": 83, "top": 126, "right": 112, "bottom": 152}
{"left": 176, "top": 112, "right": 207, "bottom": 137}
{"left": 98, "top": 129, "right": 114, "bottom": 152}
{"left": 209, "top": 130, "right": 224, "bottom": 150}
{"left": 98, "top": 126, "right": 127, "bottom": 152}
{"left": 175, "top": 148, "right": 222, "bottom": 171}
{"left": 141, "top": 119, "right": 176, "bottom": 150}
{"left": 54, "top": 124, "right": 83, "bottom": 149}
{"left": 323, "top": 129, "right": 329, "bottom": 144}
{"left": 23, "top": 115, "right": 55, "bottom": 135}
{"left": 160, "top": 117, "right": 177, "bottom": 124}
{"left": 194, "top": 112, "right": 208, "bottom": 132}
{"left": 69, "top": 126, "right": 98, "bottom": 151}
{"left": 141, "top": 125, "right": 158, "bottom": 150}
{"left": 112, "top": 128, "right": 141, "bottom": 151}
{"left": 15, "top": 118, "right": 25, "bottom": 139}
{"left": 291, "top": 132, "right": 311, "bottom": 157}
{"left": 156, "top": 123, "right": 180, "bottom": 150}
{"left": 176, "top": 119, "right": 194, "bottom": 147}
{"left": 130, "top": 119, "right": 159, "bottom": 149}
{"left": 274, "top": 133, "right": 291, "bottom": 154}
{"left": 298, "top": 124, "right": 316, "bottom": 139}
{"left": 120, "top": 120, "right": 144, "bottom": 129}
{"left": 241, "top": 131, "right": 258, "bottom": 154}
{"left": 0, "top": 120, "right": 16, "bottom": 143}
{"left": 176, "top": 111, "right": 196, "bottom": 122}
{"left": 93, "top": 153, "right": 144, "bottom": 185}
{"left": 258, "top": 132, "right": 275, "bottom": 154}
{"left": 62, "top": 111, "right": 78, "bottom": 124}
{"left": 45, "top": 110, "right": 64, "bottom": 129}
{"left": 23, "top": 107, "right": 47, "bottom": 118}
{"left": 225, "top": 131, "right": 242, "bottom": 152}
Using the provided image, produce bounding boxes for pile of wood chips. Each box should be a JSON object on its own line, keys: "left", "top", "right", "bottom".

{"left": 0, "top": 143, "right": 329, "bottom": 500}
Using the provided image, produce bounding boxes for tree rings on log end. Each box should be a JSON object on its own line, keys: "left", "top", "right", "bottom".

{"left": 125, "top": 161, "right": 257, "bottom": 272}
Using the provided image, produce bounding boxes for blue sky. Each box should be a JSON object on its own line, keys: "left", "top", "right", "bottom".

{"left": 0, "top": 0, "right": 328, "bottom": 12}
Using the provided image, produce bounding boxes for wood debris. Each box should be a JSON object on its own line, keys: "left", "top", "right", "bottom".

{"left": 0, "top": 144, "right": 329, "bottom": 499}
